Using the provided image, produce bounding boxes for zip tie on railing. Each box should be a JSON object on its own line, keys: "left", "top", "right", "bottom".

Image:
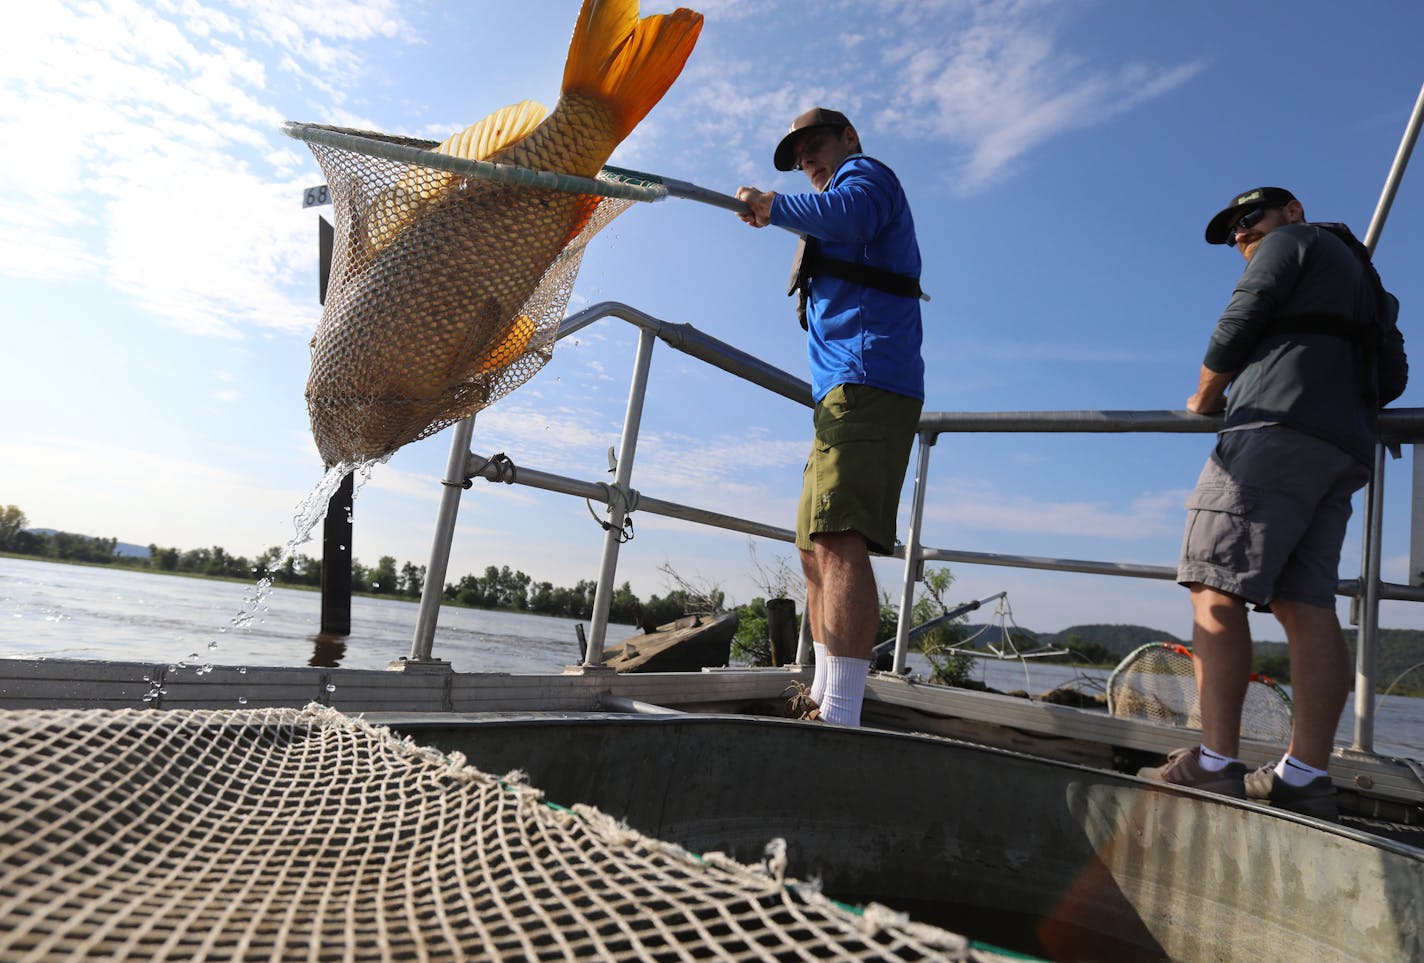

{"left": 456, "top": 452, "right": 517, "bottom": 488}
{"left": 587, "top": 483, "right": 639, "bottom": 543}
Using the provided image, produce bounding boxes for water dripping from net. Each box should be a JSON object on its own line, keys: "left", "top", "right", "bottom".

{"left": 140, "top": 457, "right": 386, "bottom": 707}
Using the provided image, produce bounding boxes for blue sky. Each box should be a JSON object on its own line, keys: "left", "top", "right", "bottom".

{"left": 2, "top": 0, "right": 1422, "bottom": 643}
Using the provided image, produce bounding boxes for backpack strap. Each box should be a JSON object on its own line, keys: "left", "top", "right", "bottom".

{"left": 1265, "top": 313, "right": 1367, "bottom": 343}
{"left": 787, "top": 235, "right": 922, "bottom": 329}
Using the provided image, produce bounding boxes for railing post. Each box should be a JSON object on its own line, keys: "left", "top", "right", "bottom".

{"left": 892, "top": 433, "right": 937, "bottom": 675}
{"left": 1351, "top": 442, "right": 1387, "bottom": 750}
{"left": 400, "top": 414, "right": 478, "bottom": 669}
{"left": 318, "top": 470, "right": 353, "bottom": 636}
{"left": 583, "top": 326, "right": 657, "bottom": 666}
{"left": 794, "top": 613, "right": 812, "bottom": 665}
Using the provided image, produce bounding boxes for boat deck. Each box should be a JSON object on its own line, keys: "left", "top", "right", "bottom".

{"left": 2, "top": 656, "right": 1419, "bottom": 828}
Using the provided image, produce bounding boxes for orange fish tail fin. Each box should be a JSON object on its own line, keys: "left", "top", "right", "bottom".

{"left": 562, "top": 0, "right": 703, "bottom": 141}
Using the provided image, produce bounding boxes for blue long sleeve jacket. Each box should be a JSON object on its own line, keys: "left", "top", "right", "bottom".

{"left": 769, "top": 155, "right": 924, "bottom": 403}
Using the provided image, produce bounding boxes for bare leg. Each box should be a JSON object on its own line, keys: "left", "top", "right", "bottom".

{"left": 809, "top": 531, "right": 879, "bottom": 660}
{"left": 1271, "top": 599, "right": 1350, "bottom": 770}
{"left": 799, "top": 547, "right": 823, "bottom": 645}
{"left": 1188, "top": 584, "right": 1252, "bottom": 758}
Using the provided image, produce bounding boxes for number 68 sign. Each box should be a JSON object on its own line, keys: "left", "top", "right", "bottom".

{"left": 302, "top": 185, "right": 331, "bottom": 208}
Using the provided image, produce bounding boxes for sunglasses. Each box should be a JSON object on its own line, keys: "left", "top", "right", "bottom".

{"left": 1226, "top": 205, "right": 1278, "bottom": 246}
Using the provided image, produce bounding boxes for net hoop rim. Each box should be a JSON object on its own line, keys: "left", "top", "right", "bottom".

{"left": 282, "top": 121, "right": 669, "bottom": 204}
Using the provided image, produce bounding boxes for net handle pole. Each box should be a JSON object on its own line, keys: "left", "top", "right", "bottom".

{"left": 611, "top": 168, "right": 935, "bottom": 301}
{"left": 282, "top": 122, "right": 669, "bottom": 204}
{"left": 1351, "top": 83, "right": 1422, "bottom": 752}
{"left": 600, "top": 163, "right": 798, "bottom": 232}
{"left": 1362, "top": 81, "right": 1424, "bottom": 255}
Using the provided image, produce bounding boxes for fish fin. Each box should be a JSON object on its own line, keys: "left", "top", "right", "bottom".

{"left": 362, "top": 102, "right": 549, "bottom": 257}
{"left": 562, "top": 0, "right": 703, "bottom": 141}
{"left": 474, "top": 314, "right": 538, "bottom": 375}
{"left": 436, "top": 100, "right": 548, "bottom": 160}
{"left": 558, "top": 193, "right": 603, "bottom": 247}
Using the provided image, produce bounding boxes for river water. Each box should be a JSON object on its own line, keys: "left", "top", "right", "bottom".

{"left": 2, "top": 556, "right": 1419, "bottom": 759}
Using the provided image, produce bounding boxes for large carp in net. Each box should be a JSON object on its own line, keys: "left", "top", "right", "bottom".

{"left": 290, "top": 1, "right": 703, "bottom": 467}
{"left": 294, "top": 127, "right": 648, "bottom": 468}
{"left": 0, "top": 706, "right": 980, "bottom": 960}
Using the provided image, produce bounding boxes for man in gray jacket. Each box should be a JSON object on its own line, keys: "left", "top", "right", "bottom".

{"left": 1139, "top": 187, "right": 1406, "bottom": 820}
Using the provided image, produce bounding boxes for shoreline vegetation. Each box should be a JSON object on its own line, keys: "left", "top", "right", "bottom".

{"left": 2, "top": 503, "right": 1420, "bottom": 697}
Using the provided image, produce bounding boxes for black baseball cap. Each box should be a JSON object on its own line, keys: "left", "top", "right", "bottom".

{"left": 774, "top": 107, "right": 853, "bottom": 171}
{"left": 1204, "top": 186, "right": 1297, "bottom": 244}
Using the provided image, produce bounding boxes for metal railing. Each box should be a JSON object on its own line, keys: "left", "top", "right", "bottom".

{"left": 406, "top": 299, "right": 1424, "bottom": 756}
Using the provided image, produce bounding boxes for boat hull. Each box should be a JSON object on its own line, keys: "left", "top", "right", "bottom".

{"left": 393, "top": 712, "right": 1424, "bottom": 963}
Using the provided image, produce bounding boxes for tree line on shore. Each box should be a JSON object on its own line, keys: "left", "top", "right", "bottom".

{"left": 0, "top": 504, "right": 693, "bottom": 626}
{"left": 6, "top": 502, "right": 1418, "bottom": 692}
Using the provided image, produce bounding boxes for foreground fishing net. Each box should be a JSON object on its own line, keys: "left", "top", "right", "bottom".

{"left": 1107, "top": 642, "right": 1293, "bottom": 745}
{"left": 0, "top": 706, "right": 975, "bottom": 961}
{"left": 290, "top": 124, "right": 665, "bottom": 465}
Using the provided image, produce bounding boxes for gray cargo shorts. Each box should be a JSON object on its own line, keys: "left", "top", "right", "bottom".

{"left": 1177, "top": 425, "right": 1369, "bottom": 609}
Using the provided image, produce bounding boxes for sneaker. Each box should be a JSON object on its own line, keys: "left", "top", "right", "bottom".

{"left": 1244, "top": 762, "right": 1276, "bottom": 800}
{"left": 1137, "top": 747, "right": 1247, "bottom": 798}
{"left": 1245, "top": 766, "right": 1339, "bottom": 821}
{"left": 783, "top": 682, "right": 820, "bottom": 721}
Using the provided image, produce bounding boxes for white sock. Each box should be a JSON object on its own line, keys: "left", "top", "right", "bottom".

{"left": 1275, "top": 754, "right": 1329, "bottom": 787}
{"left": 809, "top": 642, "right": 828, "bottom": 705}
{"left": 1198, "top": 745, "right": 1239, "bottom": 772}
{"left": 819, "top": 655, "right": 870, "bottom": 727}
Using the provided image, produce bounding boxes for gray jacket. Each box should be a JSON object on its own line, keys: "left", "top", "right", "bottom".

{"left": 1204, "top": 223, "right": 1406, "bottom": 464}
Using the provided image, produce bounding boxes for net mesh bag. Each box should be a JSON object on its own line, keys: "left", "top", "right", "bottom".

{"left": 1106, "top": 642, "right": 1293, "bottom": 745}
{"left": 298, "top": 125, "right": 637, "bottom": 466}
{"left": 0, "top": 705, "right": 974, "bottom": 961}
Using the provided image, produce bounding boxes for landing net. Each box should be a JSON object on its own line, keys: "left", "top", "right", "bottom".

{"left": 0, "top": 706, "right": 973, "bottom": 961}
{"left": 287, "top": 124, "right": 662, "bottom": 465}
{"left": 1107, "top": 642, "right": 1293, "bottom": 745}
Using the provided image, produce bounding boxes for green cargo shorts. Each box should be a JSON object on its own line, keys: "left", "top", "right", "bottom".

{"left": 796, "top": 383, "right": 922, "bottom": 555}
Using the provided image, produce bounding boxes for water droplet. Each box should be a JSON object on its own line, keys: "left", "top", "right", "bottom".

{"left": 207, "top": 640, "right": 219, "bottom": 651}
{"left": 324, "top": 683, "right": 336, "bottom": 693}
{"left": 168, "top": 665, "right": 178, "bottom": 672}
{"left": 142, "top": 675, "right": 151, "bottom": 683}
{"left": 237, "top": 696, "right": 248, "bottom": 705}
{"left": 238, "top": 667, "right": 247, "bottom": 675}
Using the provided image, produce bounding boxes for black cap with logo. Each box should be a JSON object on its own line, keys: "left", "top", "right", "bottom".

{"left": 1204, "top": 186, "right": 1297, "bottom": 244}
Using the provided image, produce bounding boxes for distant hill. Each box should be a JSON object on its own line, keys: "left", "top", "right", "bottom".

{"left": 960, "top": 622, "right": 1181, "bottom": 656}
{"left": 1039, "top": 624, "right": 1184, "bottom": 656}
{"left": 29, "top": 529, "right": 149, "bottom": 558}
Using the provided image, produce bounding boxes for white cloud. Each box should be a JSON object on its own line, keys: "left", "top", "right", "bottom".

{"left": 0, "top": 0, "right": 412, "bottom": 337}
{"left": 924, "top": 479, "right": 1190, "bottom": 540}
{"left": 671, "top": 0, "right": 1202, "bottom": 194}
{"left": 874, "top": 1, "right": 1205, "bottom": 191}
{"left": 0, "top": 438, "right": 314, "bottom": 553}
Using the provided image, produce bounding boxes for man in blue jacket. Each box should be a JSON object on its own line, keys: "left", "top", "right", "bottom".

{"left": 1140, "top": 187, "right": 1407, "bottom": 820}
{"left": 736, "top": 108, "right": 924, "bottom": 727}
